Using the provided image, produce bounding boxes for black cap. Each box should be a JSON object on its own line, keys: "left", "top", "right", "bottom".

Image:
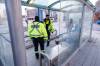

{"left": 35, "top": 16, "right": 39, "bottom": 21}
{"left": 46, "top": 15, "right": 49, "bottom": 17}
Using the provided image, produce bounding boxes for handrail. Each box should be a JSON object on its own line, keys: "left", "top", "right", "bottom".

{"left": 0, "top": 31, "right": 68, "bottom": 50}
{"left": 0, "top": 32, "right": 9, "bottom": 34}
{"left": 0, "top": 34, "right": 11, "bottom": 43}
{"left": 25, "top": 31, "right": 68, "bottom": 42}
{"left": 39, "top": 51, "right": 51, "bottom": 66}
{"left": 50, "top": 32, "right": 68, "bottom": 41}
{"left": 0, "top": 33, "right": 33, "bottom": 49}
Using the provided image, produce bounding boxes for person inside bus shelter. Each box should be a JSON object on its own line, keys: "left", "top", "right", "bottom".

{"left": 28, "top": 16, "right": 48, "bottom": 59}
{"left": 43, "top": 15, "right": 55, "bottom": 47}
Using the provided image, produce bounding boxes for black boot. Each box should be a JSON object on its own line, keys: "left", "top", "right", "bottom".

{"left": 40, "top": 54, "right": 44, "bottom": 59}
{"left": 35, "top": 53, "right": 39, "bottom": 59}
{"left": 47, "top": 41, "right": 50, "bottom": 47}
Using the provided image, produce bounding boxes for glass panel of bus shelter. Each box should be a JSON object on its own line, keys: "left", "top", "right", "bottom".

{"left": 21, "top": 6, "right": 40, "bottom": 66}
{"left": 49, "top": 11, "right": 67, "bottom": 36}
{"left": 22, "top": 6, "right": 38, "bottom": 31}
{"left": 80, "top": 6, "right": 94, "bottom": 44}
{"left": 39, "top": 10, "right": 68, "bottom": 66}
{"left": 52, "top": 0, "right": 81, "bottom": 9}
{"left": 0, "top": 1, "right": 14, "bottom": 66}
{"left": 38, "top": 9, "right": 49, "bottom": 21}
{"left": 56, "top": 1, "right": 83, "bottom": 66}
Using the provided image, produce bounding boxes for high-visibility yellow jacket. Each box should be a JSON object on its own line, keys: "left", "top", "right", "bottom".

{"left": 43, "top": 19, "right": 55, "bottom": 33}
{"left": 28, "top": 21, "right": 48, "bottom": 40}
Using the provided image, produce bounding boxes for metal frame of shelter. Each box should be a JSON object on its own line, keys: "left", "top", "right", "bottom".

{"left": 21, "top": 0, "right": 95, "bottom": 12}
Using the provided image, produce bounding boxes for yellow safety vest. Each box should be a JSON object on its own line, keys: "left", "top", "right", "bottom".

{"left": 28, "top": 21, "right": 48, "bottom": 40}
{"left": 43, "top": 19, "right": 55, "bottom": 32}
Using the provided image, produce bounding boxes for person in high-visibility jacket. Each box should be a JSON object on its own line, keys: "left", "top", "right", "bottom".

{"left": 28, "top": 16, "right": 48, "bottom": 59}
{"left": 44, "top": 15, "right": 55, "bottom": 46}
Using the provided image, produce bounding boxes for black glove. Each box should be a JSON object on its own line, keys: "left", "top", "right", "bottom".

{"left": 55, "top": 40, "right": 60, "bottom": 45}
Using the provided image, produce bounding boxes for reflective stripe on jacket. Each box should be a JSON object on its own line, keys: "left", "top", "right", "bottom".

{"left": 28, "top": 21, "right": 48, "bottom": 40}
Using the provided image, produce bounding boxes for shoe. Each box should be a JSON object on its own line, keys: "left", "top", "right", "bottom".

{"left": 47, "top": 41, "right": 50, "bottom": 47}
{"left": 41, "top": 54, "right": 44, "bottom": 59}
{"left": 35, "top": 53, "right": 39, "bottom": 60}
{"left": 39, "top": 54, "right": 44, "bottom": 59}
{"left": 47, "top": 44, "right": 49, "bottom": 47}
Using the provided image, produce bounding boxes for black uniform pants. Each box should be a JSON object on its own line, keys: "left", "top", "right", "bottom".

{"left": 31, "top": 37, "right": 44, "bottom": 59}
{"left": 47, "top": 31, "right": 50, "bottom": 46}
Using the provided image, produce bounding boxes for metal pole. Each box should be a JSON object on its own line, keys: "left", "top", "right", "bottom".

{"left": 5, "top": 0, "right": 27, "bottom": 66}
{"left": 48, "top": 9, "right": 50, "bottom": 15}
{"left": 38, "top": 8, "right": 41, "bottom": 21}
{"left": 89, "top": 11, "right": 95, "bottom": 42}
{"left": 38, "top": 8, "right": 40, "bottom": 16}
{"left": 79, "top": 4, "right": 85, "bottom": 46}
